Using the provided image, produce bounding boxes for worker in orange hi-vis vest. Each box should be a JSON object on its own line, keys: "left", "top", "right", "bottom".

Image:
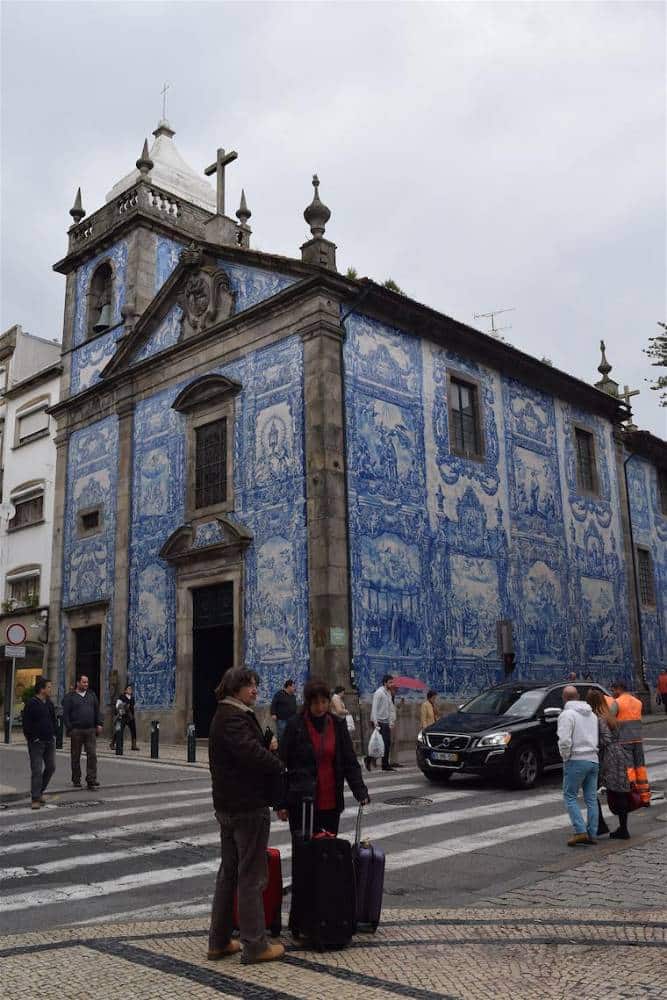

{"left": 610, "top": 680, "right": 650, "bottom": 806}
{"left": 657, "top": 670, "right": 667, "bottom": 716}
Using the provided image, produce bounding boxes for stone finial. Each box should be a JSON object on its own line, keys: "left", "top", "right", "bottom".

{"left": 136, "top": 138, "right": 154, "bottom": 175}
{"left": 69, "top": 187, "right": 85, "bottom": 223}
{"left": 598, "top": 340, "right": 612, "bottom": 378}
{"left": 153, "top": 119, "right": 176, "bottom": 139}
{"left": 594, "top": 339, "right": 619, "bottom": 397}
{"left": 304, "top": 174, "right": 331, "bottom": 237}
{"left": 236, "top": 188, "right": 251, "bottom": 225}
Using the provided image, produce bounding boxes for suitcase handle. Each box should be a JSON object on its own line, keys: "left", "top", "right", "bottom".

{"left": 354, "top": 802, "right": 364, "bottom": 847}
{"left": 302, "top": 796, "right": 315, "bottom": 840}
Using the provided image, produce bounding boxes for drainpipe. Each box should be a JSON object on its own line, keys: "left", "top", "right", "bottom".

{"left": 622, "top": 453, "right": 647, "bottom": 692}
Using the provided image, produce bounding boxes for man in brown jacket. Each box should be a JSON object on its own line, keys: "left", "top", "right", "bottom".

{"left": 208, "top": 666, "right": 285, "bottom": 966}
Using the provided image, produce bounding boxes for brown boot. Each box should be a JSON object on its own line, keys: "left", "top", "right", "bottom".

{"left": 567, "top": 832, "right": 592, "bottom": 847}
{"left": 207, "top": 941, "right": 241, "bottom": 960}
{"left": 241, "top": 942, "right": 285, "bottom": 965}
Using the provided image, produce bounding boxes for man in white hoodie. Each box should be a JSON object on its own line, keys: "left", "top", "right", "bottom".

{"left": 557, "top": 685, "right": 599, "bottom": 846}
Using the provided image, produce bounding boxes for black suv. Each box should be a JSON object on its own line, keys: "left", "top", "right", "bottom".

{"left": 416, "top": 681, "right": 610, "bottom": 790}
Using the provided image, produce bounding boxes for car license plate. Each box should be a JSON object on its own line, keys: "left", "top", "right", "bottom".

{"left": 432, "top": 751, "right": 458, "bottom": 762}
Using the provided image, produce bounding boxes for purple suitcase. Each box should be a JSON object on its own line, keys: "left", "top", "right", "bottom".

{"left": 352, "top": 804, "right": 385, "bottom": 931}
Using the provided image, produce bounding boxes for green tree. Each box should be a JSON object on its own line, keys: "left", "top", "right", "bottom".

{"left": 345, "top": 266, "right": 359, "bottom": 280}
{"left": 383, "top": 278, "right": 405, "bottom": 295}
{"left": 645, "top": 321, "right": 667, "bottom": 406}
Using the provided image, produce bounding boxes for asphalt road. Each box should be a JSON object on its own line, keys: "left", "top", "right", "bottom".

{"left": 2, "top": 724, "right": 666, "bottom": 935}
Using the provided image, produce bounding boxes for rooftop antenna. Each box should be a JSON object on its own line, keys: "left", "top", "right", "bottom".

{"left": 160, "top": 81, "right": 171, "bottom": 121}
{"left": 473, "top": 306, "right": 515, "bottom": 339}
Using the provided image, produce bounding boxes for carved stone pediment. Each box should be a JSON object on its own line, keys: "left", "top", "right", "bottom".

{"left": 177, "top": 265, "right": 235, "bottom": 339}
{"left": 159, "top": 515, "right": 252, "bottom": 565}
{"left": 172, "top": 373, "right": 242, "bottom": 413}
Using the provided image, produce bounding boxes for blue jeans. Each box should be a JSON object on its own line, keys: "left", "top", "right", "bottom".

{"left": 562, "top": 759, "right": 599, "bottom": 837}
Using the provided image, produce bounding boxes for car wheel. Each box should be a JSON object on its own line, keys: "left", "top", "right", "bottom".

{"left": 421, "top": 769, "right": 452, "bottom": 783}
{"left": 510, "top": 744, "right": 540, "bottom": 789}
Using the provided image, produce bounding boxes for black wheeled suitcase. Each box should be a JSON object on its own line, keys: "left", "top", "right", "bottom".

{"left": 288, "top": 797, "right": 357, "bottom": 949}
{"left": 352, "top": 804, "right": 385, "bottom": 931}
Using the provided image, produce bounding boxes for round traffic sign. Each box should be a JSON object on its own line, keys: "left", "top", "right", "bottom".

{"left": 6, "top": 623, "right": 27, "bottom": 645}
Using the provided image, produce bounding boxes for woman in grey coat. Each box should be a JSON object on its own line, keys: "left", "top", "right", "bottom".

{"left": 587, "top": 689, "right": 632, "bottom": 839}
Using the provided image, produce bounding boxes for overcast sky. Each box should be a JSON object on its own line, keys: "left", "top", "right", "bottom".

{"left": 1, "top": 1, "right": 665, "bottom": 435}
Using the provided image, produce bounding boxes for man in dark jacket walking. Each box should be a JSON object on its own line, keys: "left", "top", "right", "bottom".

{"left": 22, "top": 677, "right": 57, "bottom": 809}
{"left": 270, "top": 678, "right": 297, "bottom": 744}
{"left": 62, "top": 675, "right": 103, "bottom": 789}
{"left": 208, "top": 666, "right": 285, "bottom": 966}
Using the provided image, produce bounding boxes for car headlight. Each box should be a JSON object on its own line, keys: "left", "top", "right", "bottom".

{"left": 477, "top": 731, "right": 512, "bottom": 747}
{"left": 416, "top": 730, "right": 424, "bottom": 744}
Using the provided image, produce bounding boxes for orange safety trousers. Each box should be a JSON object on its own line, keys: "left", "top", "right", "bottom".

{"left": 624, "top": 742, "right": 651, "bottom": 805}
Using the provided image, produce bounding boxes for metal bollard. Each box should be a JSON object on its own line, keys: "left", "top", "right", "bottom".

{"left": 55, "top": 714, "right": 64, "bottom": 749}
{"left": 115, "top": 718, "right": 124, "bottom": 755}
{"left": 3, "top": 711, "right": 10, "bottom": 745}
{"left": 187, "top": 723, "right": 196, "bottom": 763}
{"left": 150, "top": 719, "right": 160, "bottom": 759}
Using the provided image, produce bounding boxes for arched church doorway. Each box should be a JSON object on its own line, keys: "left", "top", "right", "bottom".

{"left": 192, "top": 582, "right": 234, "bottom": 736}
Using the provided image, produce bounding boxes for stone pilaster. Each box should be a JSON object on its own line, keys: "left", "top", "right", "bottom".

{"left": 301, "top": 305, "right": 351, "bottom": 692}
{"left": 59, "top": 272, "right": 78, "bottom": 398}
{"left": 46, "top": 427, "right": 70, "bottom": 694}
{"left": 110, "top": 393, "right": 135, "bottom": 710}
{"left": 613, "top": 430, "right": 645, "bottom": 694}
{"left": 125, "top": 226, "right": 157, "bottom": 322}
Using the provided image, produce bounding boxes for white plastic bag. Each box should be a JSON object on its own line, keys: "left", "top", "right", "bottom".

{"left": 345, "top": 713, "right": 355, "bottom": 733}
{"left": 368, "top": 728, "right": 385, "bottom": 759}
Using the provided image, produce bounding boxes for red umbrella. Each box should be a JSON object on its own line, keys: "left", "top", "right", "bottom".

{"left": 392, "top": 676, "right": 428, "bottom": 691}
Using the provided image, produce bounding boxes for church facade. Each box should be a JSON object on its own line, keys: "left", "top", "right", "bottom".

{"left": 46, "top": 121, "right": 666, "bottom": 741}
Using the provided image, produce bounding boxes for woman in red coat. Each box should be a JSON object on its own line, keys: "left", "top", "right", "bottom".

{"left": 277, "top": 678, "right": 369, "bottom": 835}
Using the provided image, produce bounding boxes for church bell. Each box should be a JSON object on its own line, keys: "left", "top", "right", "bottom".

{"left": 93, "top": 303, "right": 112, "bottom": 333}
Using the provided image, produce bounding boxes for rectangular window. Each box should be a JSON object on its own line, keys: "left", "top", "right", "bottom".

{"left": 574, "top": 427, "right": 598, "bottom": 494}
{"left": 449, "top": 377, "right": 483, "bottom": 458}
{"left": 8, "top": 575, "right": 40, "bottom": 608}
{"left": 658, "top": 468, "right": 667, "bottom": 517}
{"left": 195, "top": 418, "right": 227, "bottom": 509}
{"left": 8, "top": 493, "right": 44, "bottom": 530}
{"left": 17, "top": 407, "right": 49, "bottom": 445}
{"left": 637, "top": 547, "right": 656, "bottom": 606}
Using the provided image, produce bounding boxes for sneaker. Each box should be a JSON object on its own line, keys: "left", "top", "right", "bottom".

{"left": 31, "top": 800, "right": 41, "bottom": 810}
{"left": 87, "top": 781, "right": 100, "bottom": 789}
{"left": 72, "top": 780, "right": 82, "bottom": 788}
{"left": 241, "top": 942, "right": 285, "bottom": 965}
{"left": 567, "top": 833, "right": 591, "bottom": 847}
{"left": 207, "top": 941, "right": 241, "bottom": 960}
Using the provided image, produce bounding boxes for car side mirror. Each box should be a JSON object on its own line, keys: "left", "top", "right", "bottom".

{"left": 542, "top": 707, "right": 561, "bottom": 719}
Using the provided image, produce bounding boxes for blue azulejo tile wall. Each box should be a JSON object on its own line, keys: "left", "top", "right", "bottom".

{"left": 128, "top": 334, "right": 309, "bottom": 710}
{"left": 626, "top": 455, "right": 667, "bottom": 686}
{"left": 343, "top": 311, "right": 634, "bottom": 701}
{"left": 60, "top": 416, "right": 119, "bottom": 700}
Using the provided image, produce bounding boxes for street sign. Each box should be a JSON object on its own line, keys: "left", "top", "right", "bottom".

{"left": 6, "top": 623, "right": 27, "bottom": 645}
{"left": 4, "top": 645, "right": 26, "bottom": 658}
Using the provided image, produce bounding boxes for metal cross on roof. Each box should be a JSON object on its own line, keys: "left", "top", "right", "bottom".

{"left": 204, "top": 147, "right": 238, "bottom": 217}
{"left": 161, "top": 81, "right": 171, "bottom": 121}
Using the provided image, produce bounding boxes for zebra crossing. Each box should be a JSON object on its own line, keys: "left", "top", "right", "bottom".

{"left": 2, "top": 751, "right": 666, "bottom": 932}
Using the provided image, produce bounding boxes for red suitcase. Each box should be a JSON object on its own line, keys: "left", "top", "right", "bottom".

{"left": 233, "top": 847, "right": 283, "bottom": 937}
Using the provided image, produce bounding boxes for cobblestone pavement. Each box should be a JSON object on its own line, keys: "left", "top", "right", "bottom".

{"left": 1, "top": 905, "right": 666, "bottom": 1000}
{"left": 487, "top": 831, "right": 667, "bottom": 909}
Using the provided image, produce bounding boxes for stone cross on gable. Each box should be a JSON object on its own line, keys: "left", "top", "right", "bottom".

{"left": 204, "top": 147, "right": 238, "bottom": 217}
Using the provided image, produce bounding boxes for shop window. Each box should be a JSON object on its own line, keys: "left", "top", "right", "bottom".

{"left": 574, "top": 427, "right": 598, "bottom": 495}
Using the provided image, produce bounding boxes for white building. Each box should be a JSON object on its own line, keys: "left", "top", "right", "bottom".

{"left": 0, "top": 324, "right": 61, "bottom": 724}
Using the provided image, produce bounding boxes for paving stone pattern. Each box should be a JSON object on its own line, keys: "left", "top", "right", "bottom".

{"left": 1, "top": 908, "right": 666, "bottom": 1000}
{"left": 487, "top": 833, "right": 667, "bottom": 909}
